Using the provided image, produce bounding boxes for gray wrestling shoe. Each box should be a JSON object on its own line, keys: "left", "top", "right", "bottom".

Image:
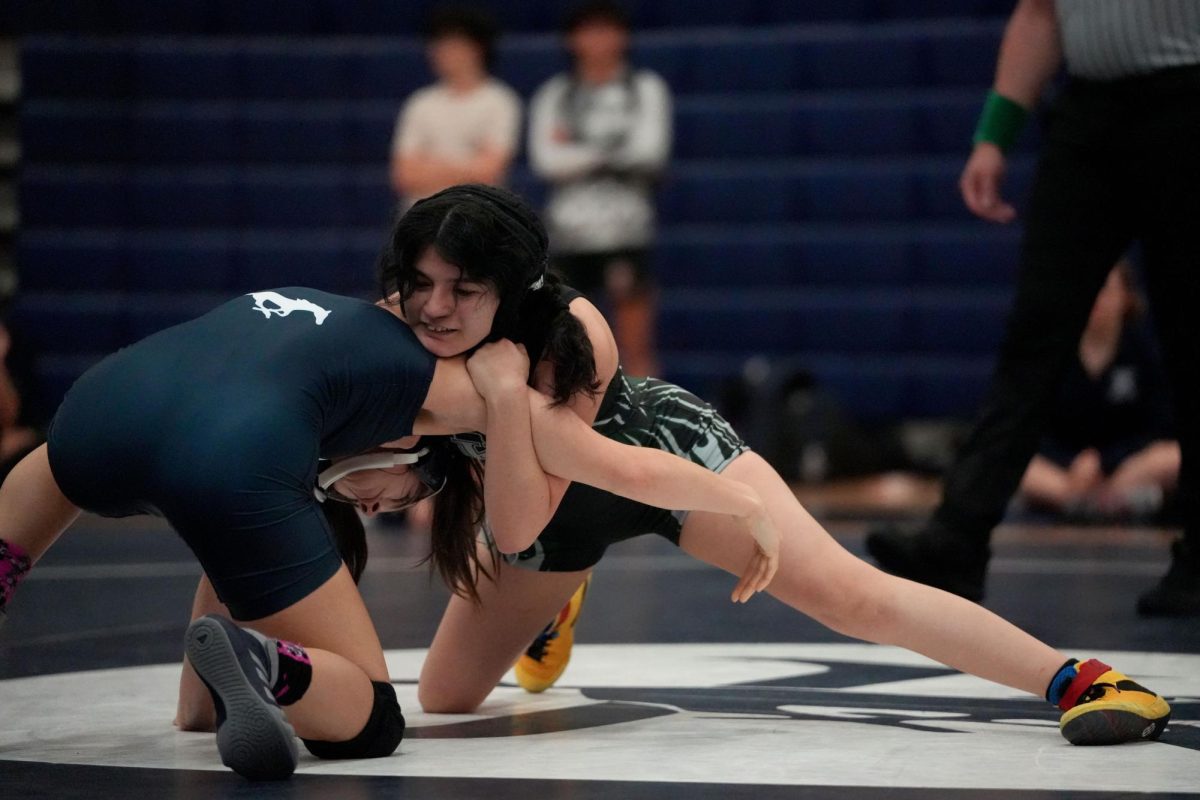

{"left": 185, "top": 614, "right": 298, "bottom": 780}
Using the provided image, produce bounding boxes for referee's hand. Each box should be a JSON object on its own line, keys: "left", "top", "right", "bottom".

{"left": 960, "top": 142, "right": 1017, "bottom": 224}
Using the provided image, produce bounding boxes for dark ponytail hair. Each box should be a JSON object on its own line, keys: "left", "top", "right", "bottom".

{"left": 320, "top": 500, "right": 368, "bottom": 583}
{"left": 377, "top": 184, "right": 600, "bottom": 601}
{"left": 421, "top": 442, "right": 497, "bottom": 604}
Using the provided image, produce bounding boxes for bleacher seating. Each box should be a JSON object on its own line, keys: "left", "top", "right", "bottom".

{"left": 12, "top": 3, "right": 1030, "bottom": 420}
{"left": 8, "top": 0, "right": 1017, "bottom": 36}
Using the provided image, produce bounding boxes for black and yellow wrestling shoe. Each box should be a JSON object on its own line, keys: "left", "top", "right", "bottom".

{"left": 514, "top": 575, "right": 591, "bottom": 693}
{"left": 1058, "top": 659, "right": 1171, "bottom": 746}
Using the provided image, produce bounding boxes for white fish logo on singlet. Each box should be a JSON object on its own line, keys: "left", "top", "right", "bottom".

{"left": 247, "top": 291, "right": 332, "bottom": 325}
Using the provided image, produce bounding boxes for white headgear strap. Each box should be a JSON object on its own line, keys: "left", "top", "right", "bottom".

{"left": 314, "top": 447, "right": 429, "bottom": 501}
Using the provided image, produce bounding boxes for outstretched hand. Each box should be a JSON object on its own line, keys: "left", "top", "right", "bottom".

{"left": 466, "top": 339, "right": 530, "bottom": 400}
{"left": 731, "top": 501, "right": 780, "bottom": 603}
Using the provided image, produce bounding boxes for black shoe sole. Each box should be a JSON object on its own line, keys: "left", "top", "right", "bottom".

{"left": 186, "top": 617, "right": 299, "bottom": 781}
{"left": 1061, "top": 708, "right": 1171, "bottom": 746}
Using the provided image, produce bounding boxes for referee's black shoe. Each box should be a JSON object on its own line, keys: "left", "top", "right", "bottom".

{"left": 864, "top": 524, "right": 989, "bottom": 602}
{"left": 1137, "top": 538, "right": 1200, "bottom": 617}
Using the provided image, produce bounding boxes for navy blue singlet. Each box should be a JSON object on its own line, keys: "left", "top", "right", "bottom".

{"left": 46, "top": 288, "right": 436, "bottom": 619}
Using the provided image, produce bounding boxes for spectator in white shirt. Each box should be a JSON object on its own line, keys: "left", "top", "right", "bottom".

{"left": 390, "top": 6, "right": 523, "bottom": 208}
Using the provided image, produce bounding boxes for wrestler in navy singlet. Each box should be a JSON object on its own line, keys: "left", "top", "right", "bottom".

{"left": 46, "top": 288, "right": 436, "bottom": 619}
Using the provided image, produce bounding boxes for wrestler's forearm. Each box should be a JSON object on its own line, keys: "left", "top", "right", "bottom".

{"left": 526, "top": 389, "right": 762, "bottom": 520}
{"left": 479, "top": 387, "right": 552, "bottom": 553}
{"left": 412, "top": 357, "right": 487, "bottom": 435}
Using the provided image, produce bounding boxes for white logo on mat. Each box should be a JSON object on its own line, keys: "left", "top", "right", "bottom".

{"left": 248, "top": 291, "right": 332, "bottom": 326}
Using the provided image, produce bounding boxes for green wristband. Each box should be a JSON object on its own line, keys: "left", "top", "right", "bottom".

{"left": 972, "top": 90, "right": 1030, "bottom": 152}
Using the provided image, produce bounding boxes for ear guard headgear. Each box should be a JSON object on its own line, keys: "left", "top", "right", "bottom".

{"left": 315, "top": 440, "right": 450, "bottom": 508}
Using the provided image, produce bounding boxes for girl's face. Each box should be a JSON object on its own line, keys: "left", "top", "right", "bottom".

{"left": 331, "top": 466, "right": 426, "bottom": 517}
{"left": 401, "top": 246, "right": 500, "bottom": 357}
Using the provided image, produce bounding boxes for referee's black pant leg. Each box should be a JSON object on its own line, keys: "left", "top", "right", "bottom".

{"left": 932, "top": 123, "right": 1133, "bottom": 547}
{"left": 1134, "top": 86, "right": 1200, "bottom": 554}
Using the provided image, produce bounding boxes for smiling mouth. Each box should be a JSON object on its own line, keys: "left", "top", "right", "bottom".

{"left": 422, "top": 323, "right": 455, "bottom": 335}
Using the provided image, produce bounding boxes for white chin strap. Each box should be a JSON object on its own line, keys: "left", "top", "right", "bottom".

{"left": 314, "top": 448, "right": 428, "bottom": 501}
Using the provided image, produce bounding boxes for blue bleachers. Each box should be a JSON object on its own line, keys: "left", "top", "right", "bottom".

{"left": 8, "top": 293, "right": 127, "bottom": 355}
{"left": 15, "top": 10, "right": 1021, "bottom": 420}
{"left": 25, "top": 160, "right": 1030, "bottom": 230}
{"left": 20, "top": 101, "right": 405, "bottom": 165}
{"left": 657, "top": 288, "right": 1009, "bottom": 357}
{"left": 653, "top": 224, "right": 1023, "bottom": 290}
{"left": 660, "top": 352, "right": 994, "bottom": 420}
{"left": 9, "top": 0, "right": 1015, "bottom": 36}
{"left": 24, "top": 90, "right": 1034, "bottom": 169}
{"left": 21, "top": 24, "right": 1005, "bottom": 101}
{"left": 17, "top": 231, "right": 128, "bottom": 292}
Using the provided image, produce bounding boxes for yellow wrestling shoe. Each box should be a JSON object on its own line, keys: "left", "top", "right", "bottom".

{"left": 514, "top": 575, "right": 591, "bottom": 693}
{"left": 1058, "top": 659, "right": 1171, "bottom": 745}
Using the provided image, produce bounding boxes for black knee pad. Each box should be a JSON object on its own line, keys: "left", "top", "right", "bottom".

{"left": 302, "top": 680, "right": 405, "bottom": 760}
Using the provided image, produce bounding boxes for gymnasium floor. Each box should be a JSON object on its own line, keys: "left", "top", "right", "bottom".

{"left": 1, "top": 496, "right": 1197, "bottom": 799}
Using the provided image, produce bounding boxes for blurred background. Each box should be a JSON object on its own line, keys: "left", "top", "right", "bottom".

{"left": 0, "top": 0, "right": 1035, "bottom": 504}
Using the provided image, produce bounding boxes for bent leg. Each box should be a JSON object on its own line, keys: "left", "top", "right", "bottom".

{"left": 680, "top": 452, "right": 1064, "bottom": 697}
{"left": 1019, "top": 454, "right": 1078, "bottom": 511}
{"left": 1104, "top": 441, "right": 1181, "bottom": 497}
{"left": 241, "top": 564, "right": 389, "bottom": 742}
{"left": 0, "top": 444, "right": 82, "bottom": 560}
{"left": 420, "top": 553, "right": 591, "bottom": 713}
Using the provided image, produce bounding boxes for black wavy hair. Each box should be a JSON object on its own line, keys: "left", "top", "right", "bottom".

{"left": 377, "top": 183, "right": 600, "bottom": 602}
{"left": 320, "top": 500, "right": 368, "bottom": 583}
{"left": 379, "top": 183, "right": 598, "bottom": 406}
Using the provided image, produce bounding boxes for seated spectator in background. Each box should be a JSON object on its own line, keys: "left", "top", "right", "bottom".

{"left": 390, "top": 6, "right": 522, "bottom": 207}
{"left": 1018, "top": 261, "right": 1179, "bottom": 520}
{"left": 528, "top": 1, "right": 672, "bottom": 378}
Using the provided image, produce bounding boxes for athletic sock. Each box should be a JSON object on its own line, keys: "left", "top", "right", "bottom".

{"left": 0, "top": 538, "right": 32, "bottom": 617}
{"left": 1045, "top": 658, "right": 1080, "bottom": 706}
{"left": 1047, "top": 657, "right": 1115, "bottom": 711}
{"left": 272, "top": 639, "right": 313, "bottom": 706}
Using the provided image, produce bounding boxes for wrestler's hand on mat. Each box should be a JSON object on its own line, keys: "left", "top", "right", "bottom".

{"left": 731, "top": 495, "right": 779, "bottom": 604}
{"left": 466, "top": 339, "right": 530, "bottom": 399}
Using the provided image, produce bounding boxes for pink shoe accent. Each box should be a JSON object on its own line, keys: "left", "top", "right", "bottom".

{"left": 0, "top": 539, "right": 32, "bottom": 609}
{"left": 277, "top": 639, "right": 312, "bottom": 666}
